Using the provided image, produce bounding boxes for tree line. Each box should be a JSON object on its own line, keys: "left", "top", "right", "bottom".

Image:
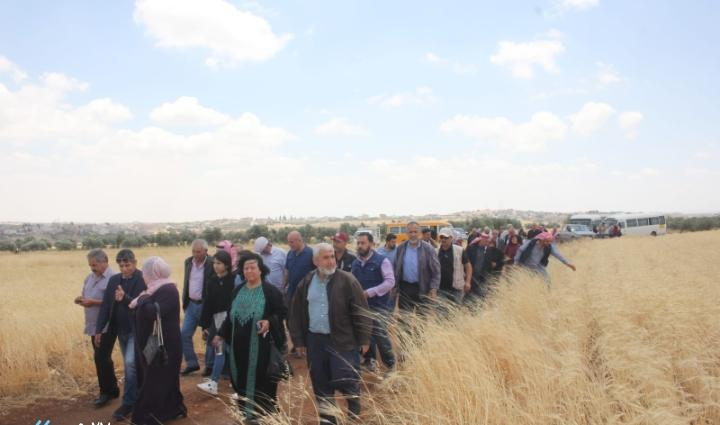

{"left": 3, "top": 215, "right": 716, "bottom": 252}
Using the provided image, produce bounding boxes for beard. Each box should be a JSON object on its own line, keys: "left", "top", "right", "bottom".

{"left": 357, "top": 247, "right": 370, "bottom": 257}
{"left": 318, "top": 266, "right": 336, "bottom": 275}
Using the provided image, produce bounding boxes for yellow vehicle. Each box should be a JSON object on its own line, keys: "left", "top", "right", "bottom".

{"left": 385, "top": 220, "right": 451, "bottom": 244}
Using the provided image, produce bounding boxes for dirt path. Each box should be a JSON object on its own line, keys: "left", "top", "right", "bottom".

{"left": 3, "top": 355, "right": 324, "bottom": 425}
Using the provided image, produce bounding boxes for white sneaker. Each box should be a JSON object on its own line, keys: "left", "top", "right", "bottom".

{"left": 197, "top": 378, "right": 218, "bottom": 396}
{"left": 231, "top": 392, "right": 240, "bottom": 401}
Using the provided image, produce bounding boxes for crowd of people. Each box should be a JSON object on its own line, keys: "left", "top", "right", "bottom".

{"left": 76, "top": 221, "right": 576, "bottom": 424}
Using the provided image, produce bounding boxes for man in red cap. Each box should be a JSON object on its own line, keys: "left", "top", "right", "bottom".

{"left": 332, "top": 232, "right": 357, "bottom": 272}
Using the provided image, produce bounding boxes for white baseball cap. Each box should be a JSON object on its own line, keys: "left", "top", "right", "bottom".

{"left": 253, "top": 237, "right": 270, "bottom": 253}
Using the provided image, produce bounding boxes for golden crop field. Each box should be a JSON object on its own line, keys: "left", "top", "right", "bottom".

{"left": 2, "top": 232, "right": 720, "bottom": 424}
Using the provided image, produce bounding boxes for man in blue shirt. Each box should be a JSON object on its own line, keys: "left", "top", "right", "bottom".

{"left": 377, "top": 232, "right": 399, "bottom": 310}
{"left": 393, "top": 222, "right": 441, "bottom": 312}
{"left": 289, "top": 243, "right": 371, "bottom": 424}
{"left": 285, "top": 231, "right": 316, "bottom": 301}
{"left": 285, "top": 230, "right": 316, "bottom": 356}
{"left": 376, "top": 233, "right": 398, "bottom": 267}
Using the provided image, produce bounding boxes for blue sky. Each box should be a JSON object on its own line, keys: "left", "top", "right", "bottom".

{"left": 0, "top": 0, "right": 718, "bottom": 222}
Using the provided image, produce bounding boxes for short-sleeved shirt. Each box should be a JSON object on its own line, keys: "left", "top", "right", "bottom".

{"left": 402, "top": 244, "right": 419, "bottom": 283}
{"left": 82, "top": 266, "right": 114, "bottom": 335}
{"left": 438, "top": 246, "right": 469, "bottom": 291}
{"left": 286, "top": 245, "right": 316, "bottom": 300}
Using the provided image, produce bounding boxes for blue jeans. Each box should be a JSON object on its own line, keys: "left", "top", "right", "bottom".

{"left": 117, "top": 333, "right": 138, "bottom": 407}
{"left": 181, "top": 302, "right": 213, "bottom": 370}
{"left": 306, "top": 333, "right": 361, "bottom": 424}
{"left": 206, "top": 326, "right": 228, "bottom": 382}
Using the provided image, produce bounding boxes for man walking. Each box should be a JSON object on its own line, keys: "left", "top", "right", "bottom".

{"left": 289, "top": 243, "right": 371, "bottom": 424}
{"left": 332, "top": 232, "right": 356, "bottom": 272}
{"left": 466, "top": 233, "right": 504, "bottom": 303}
{"left": 437, "top": 228, "right": 471, "bottom": 304}
{"left": 393, "top": 221, "right": 441, "bottom": 311}
{"left": 253, "top": 236, "right": 287, "bottom": 290}
{"left": 95, "top": 249, "right": 146, "bottom": 420}
{"left": 76, "top": 249, "right": 116, "bottom": 407}
{"left": 351, "top": 232, "right": 396, "bottom": 373}
{"left": 515, "top": 232, "right": 576, "bottom": 281}
{"left": 180, "top": 239, "right": 215, "bottom": 376}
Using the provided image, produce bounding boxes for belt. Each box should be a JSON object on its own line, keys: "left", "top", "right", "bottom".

{"left": 401, "top": 280, "right": 419, "bottom": 285}
{"left": 189, "top": 299, "right": 202, "bottom": 304}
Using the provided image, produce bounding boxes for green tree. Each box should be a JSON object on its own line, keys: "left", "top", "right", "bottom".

{"left": 0, "top": 240, "right": 17, "bottom": 252}
{"left": 245, "top": 225, "right": 270, "bottom": 240}
{"left": 82, "top": 236, "right": 105, "bottom": 249}
{"left": 200, "top": 227, "right": 223, "bottom": 244}
{"left": 54, "top": 239, "right": 76, "bottom": 251}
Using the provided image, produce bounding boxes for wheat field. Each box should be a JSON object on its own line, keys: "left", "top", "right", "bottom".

{"left": 2, "top": 232, "right": 720, "bottom": 424}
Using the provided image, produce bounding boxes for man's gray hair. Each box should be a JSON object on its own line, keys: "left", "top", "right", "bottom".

{"left": 191, "top": 239, "right": 209, "bottom": 250}
{"left": 312, "top": 242, "right": 334, "bottom": 259}
{"left": 407, "top": 221, "right": 419, "bottom": 228}
{"left": 86, "top": 248, "right": 108, "bottom": 263}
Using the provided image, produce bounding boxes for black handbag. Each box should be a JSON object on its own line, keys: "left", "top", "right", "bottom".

{"left": 142, "top": 302, "right": 168, "bottom": 366}
{"left": 266, "top": 333, "right": 292, "bottom": 381}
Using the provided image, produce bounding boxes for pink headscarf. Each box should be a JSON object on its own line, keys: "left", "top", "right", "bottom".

{"left": 534, "top": 232, "right": 555, "bottom": 242}
{"left": 216, "top": 240, "right": 238, "bottom": 272}
{"left": 129, "top": 256, "right": 175, "bottom": 309}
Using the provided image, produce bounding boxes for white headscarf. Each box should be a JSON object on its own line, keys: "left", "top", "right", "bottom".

{"left": 129, "top": 256, "right": 175, "bottom": 309}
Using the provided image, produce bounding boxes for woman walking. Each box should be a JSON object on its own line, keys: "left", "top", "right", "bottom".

{"left": 130, "top": 257, "right": 186, "bottom": 424}
{"left": 197, "top": 250, "right": 236, "bottom": 395}
{"left": 214, "top": 253, "right": 286, "bottom": 421}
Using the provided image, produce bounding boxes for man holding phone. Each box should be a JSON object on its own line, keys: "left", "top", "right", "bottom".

{"left": 76, "top": 249, "right": 116, "bottom": 408}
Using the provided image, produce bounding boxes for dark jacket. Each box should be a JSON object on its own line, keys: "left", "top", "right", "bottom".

{"left": 217, "top": 281, "right": 287, "bottom": 352}
{"left": 467, "top": 245, "right": 504, "bottom": 285}
{"left": 182, "top": 255, "right": 214, "bottom": 311}
{"left": 289, "top": 269, "right": 372, "bottom": 352}
{"left": 394, "top": 240, "right": 441, "bottom": 294}
{"left": 335, "top": 249, "right": 357, "bottom": 273}
{"left": 95, "top": 269, "right": 146, "bottom": 336}
{"left": 199, "top": 272, "right": 236, "bottom": 331}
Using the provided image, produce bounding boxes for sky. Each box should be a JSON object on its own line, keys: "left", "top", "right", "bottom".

{"left": 0, "top": 0, "right": 718, "bottom": 222}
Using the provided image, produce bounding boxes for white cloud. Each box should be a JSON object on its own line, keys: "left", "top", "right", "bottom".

{"left": 367, "top": 86, "right": 436, "bottom": 108}
{"left": 133, "top": 0, "right": 293, "bottom": 67}
{"left": 40, "top": 72, "right": 89, "bottom": 92}
{"left": 0, "top": 62, "right": 302, "bottom": 221}
{"left": 443, "top": 102, "right": 625, "bottom": 150}
{"left": 424, "top": 52, "right": 477, "bottom": 75}
{"left": 568, "top": 102, "right": 615, "bottom": 136}
{"left": 150, "top": 96, "right": 231, "bottom": 127}
{"left": 596, "top": 62, "right": 622, "bottom": 87}
{"left": 314, "top": 118, "right": 368, "bottom": 137}
{"left": 490, "top": 39, "right": 565, "bottom": 79}
{"left": 76, "top": 98, "right": 133, "bottom": 124}
{"left": 0, "top": 55, "right": 28, "bottom": 82}
{"left": 618, "top": 111, "right": 643, "bottom": 139}
{"left": 441, "top": 111, "right": 567, "bottom": 152}
{"left": 557, "top": 0, "right": 599, "bottom": 11}
{"left": 0, "top": 73, "right": 128, "bottom": 145}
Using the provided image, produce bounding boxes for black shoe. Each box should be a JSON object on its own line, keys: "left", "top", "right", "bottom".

{"left": 180, "top": 365, "right": 200, "bottom": 376}
{"left": 93, "top": 392, "right": 119, "bottom": 407}
{"left": 112, "top": 404, "right": 133, "bottom": 421}
{"left": 173, "top": 404, "right": 188, "bottom": 419}
{"left": 201, "top": 368, "right": 212, "bottom": 377}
